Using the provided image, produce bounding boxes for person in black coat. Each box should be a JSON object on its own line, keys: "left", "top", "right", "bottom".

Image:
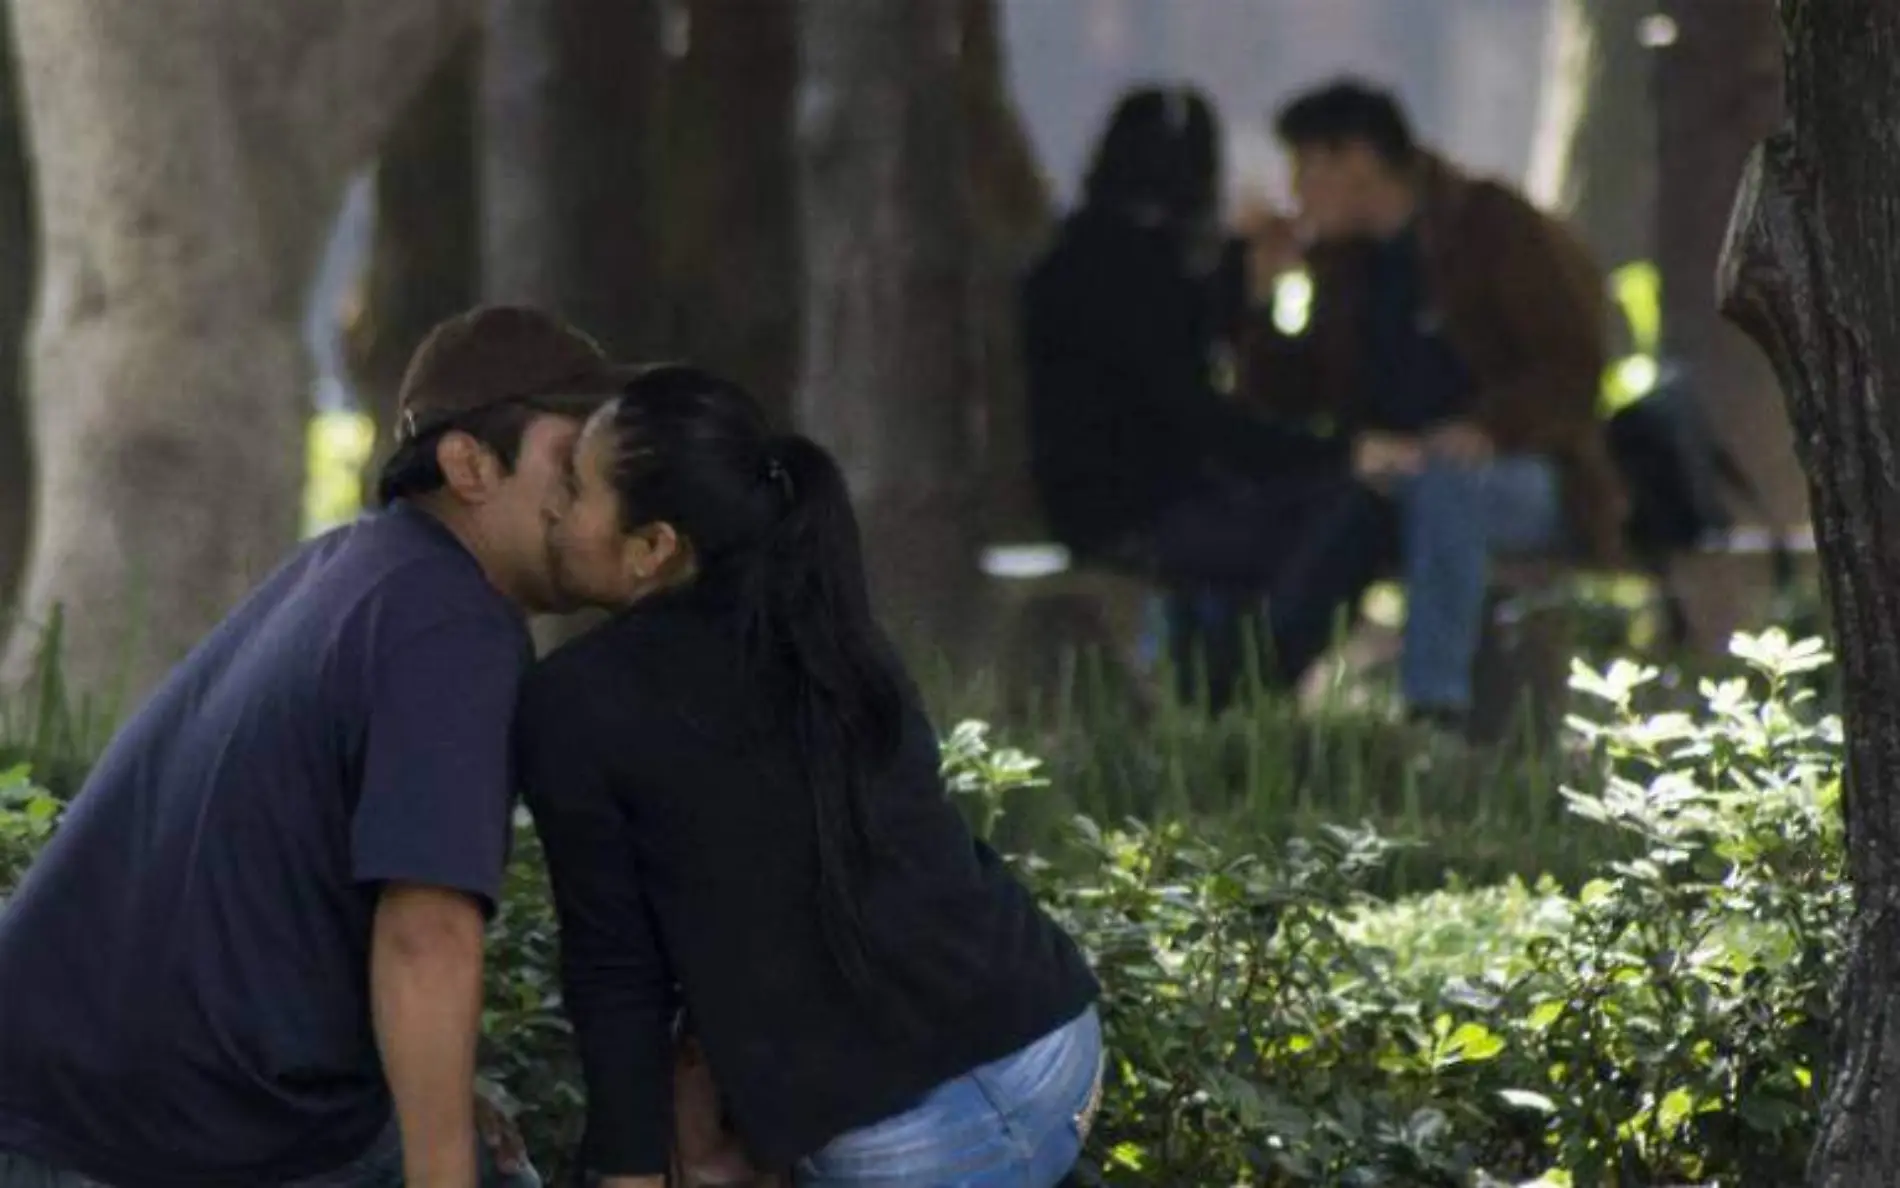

{"left": 1021, "top": 86, "right": 1388, "bottom": 700}
{"left": 520, "top": 367, "right": 1103, "bottom": 1186}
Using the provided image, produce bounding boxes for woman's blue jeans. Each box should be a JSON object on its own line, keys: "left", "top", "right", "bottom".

{"left": 795, "top": 1007, "right": 1104, "bottom": 1188}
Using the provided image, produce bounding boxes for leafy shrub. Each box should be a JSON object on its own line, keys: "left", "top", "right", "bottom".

{"left": 1043, "top": 816, "right": 1526, "bottom": 1186}
{"left": 0, "top": 631, "right": 1850, "bottom": 1186}
{"left": 0, "top": 764, "right": 59, "bottom": 903}
{"left": 1502, "top": 632, "right": 1845, "bottom": 1187}
{"left": 1033, "top": 630, "right": 1846, "bottom": 1186}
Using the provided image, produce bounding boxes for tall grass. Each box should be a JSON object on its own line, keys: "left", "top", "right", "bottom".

{"left": 925, "top": 641, "right": 1628, "bottom": 895}
{"left": 5, "top": 608, "right": 1627, "bottom": 894}
{"left": 0, "top": 609, "right": 120, "bottom": 799}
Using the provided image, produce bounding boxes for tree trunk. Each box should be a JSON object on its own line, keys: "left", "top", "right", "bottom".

{"left": 480, "top": 0, "right": 666, "bottom": 358}
{"left": 1718, "top": 5, "right": 1900, "bottom": 1184}
{"left": 1658, "top": 0, "right": 1790, "bottom": 652}
{"left": 958, "top": 0, "right": 1049, "bottom": 544}
{"left": 795, "top": 0, "right": 980, "bottom": 662}
{"left": 1526, "top": 0, "right": 1657, "bottom": 271}
{"left": 656, "top": 0, "right": 798, "bottom": 425}
{"left": 1, "top": 0, "right": 476, "bottom": 703}
{"left": 344, "top": 34, "right": 481, "bottom": 490}
{"left": 480, "top": 0, "right": 668, "bottom": 654}
{"left": 0, "top": 17, "right": 33, "bottom": 619}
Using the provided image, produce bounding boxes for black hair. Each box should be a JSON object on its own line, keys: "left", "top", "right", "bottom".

{"left": 373, "top": 401, "right": 542, "bottom": 506}
{"left": 1274, "top": 78, "right": 1416, "bottom": 167}
{"left": 606, "top": 365, "right": 906, "bottom": 1007}
{"left": 1082, "top": 85, "right": 1221, "bottom": 226}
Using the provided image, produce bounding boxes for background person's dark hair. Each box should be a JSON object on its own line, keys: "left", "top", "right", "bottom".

{"left": 373, "top": 401, "right": 541, "bottom": 507}
{"left": 606, "top": 365, "right": 906, "bottom": 1015}
{"left": 1082, "top": 85, "right": 1221, "bottom": 226}
{"left": 1274, "top": 78, "right": 1416, "bottom": 167}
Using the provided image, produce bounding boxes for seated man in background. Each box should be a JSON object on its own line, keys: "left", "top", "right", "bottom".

{"left": 1023, "top": 85, "right": 1378, "bottom": 704}
{"left": 1246, "top": 79, "right": 1624, "bottom": 731}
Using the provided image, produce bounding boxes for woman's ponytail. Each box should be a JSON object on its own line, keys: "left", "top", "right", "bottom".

{"left": 608, "top": 370, "right": 908, "bottom": 1017}
{"left": 755, "top": 434, "right": 904, "bottom": 1004}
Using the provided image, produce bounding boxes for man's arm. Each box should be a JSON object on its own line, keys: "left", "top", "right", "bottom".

{"left": 372, "top": 884, "right": 487, "bottom": 1188}
{"left": 349, "top": 610, "right": 528, "bottom": 1186}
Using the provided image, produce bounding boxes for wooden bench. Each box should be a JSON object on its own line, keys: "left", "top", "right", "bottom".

{"left": 977, "top": 544, "right": 1157, "bottom": 720}
{"left": 980, "top": 527, "right": 1816, "bottom": 739}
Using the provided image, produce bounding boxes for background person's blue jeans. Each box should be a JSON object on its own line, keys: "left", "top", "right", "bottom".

{"left": 1390, "top": 455, "right": 1564, "bottom": 712}
{"left": 796, "top": 1006, "right": 1104, "bottom": 1188}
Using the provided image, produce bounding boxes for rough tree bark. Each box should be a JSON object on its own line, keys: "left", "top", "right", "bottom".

{"left": 796, "top": 0, "right": 981, "bottom": 663}
{"left": 0, "top": 18, "right": 33, "bottom": 619}
{"left": 1718, "top": 4, "right": 1900, "bottom": 1184}
{"left": 344, "top": 33, "right": 480, "bottom": 488}
{"left": 1, "top": 0, "right": 476, "bottom": 702}
{"left": 657, "top": 0, "right": 799, "bottom": 425}
{"left": 480, "top": 0, "right": 666, "bottom": 358}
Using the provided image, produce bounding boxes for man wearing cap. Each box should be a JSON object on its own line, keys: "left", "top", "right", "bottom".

{"left": 0, "top": 306, "right": 624, "bottom": 1188}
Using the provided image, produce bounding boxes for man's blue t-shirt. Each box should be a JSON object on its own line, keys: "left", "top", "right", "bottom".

{"left": 0, "top": 504, "right": 531, "bottom": 1187}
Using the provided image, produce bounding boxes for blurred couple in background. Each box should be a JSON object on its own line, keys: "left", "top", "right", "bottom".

{"left": 1024, "top": 78, "right": 1618, "bottom": 732}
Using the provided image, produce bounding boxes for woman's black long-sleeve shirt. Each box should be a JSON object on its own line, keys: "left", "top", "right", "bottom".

{"left": 514, "top": 586, "right": 1099, "bottom": 1175}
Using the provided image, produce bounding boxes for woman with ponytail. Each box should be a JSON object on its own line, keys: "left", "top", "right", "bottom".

{"left": 518, "top": 366, "right": 1102, "bottom": 1187}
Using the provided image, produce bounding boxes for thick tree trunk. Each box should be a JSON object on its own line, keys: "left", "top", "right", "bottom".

{"left": 345, "top": 35, "right": 481, "bottom": 489}
{"left": 796, "top": 0, "right": 980, "bottom": 662}
{"left": 1, "top": 0, "right": 475, "bottom": 702}
{"left": 480, "top": 0, "right": 666, "bottom": 358}
{"left": 1718, "top": 5, "right": 1900, "bottom": 1184}
{"left": 481, "top": 0, "right": 667, "bottom": 654}
{"left": 958, "top": 0, "right": 1049, "bottom": 544}
{"left": 657, "top": 0, "right": 798, "bottom": 425}
{"left": 0, "top": 19, "right": 32, "bottom": 619}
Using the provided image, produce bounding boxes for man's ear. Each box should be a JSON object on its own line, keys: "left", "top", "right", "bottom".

{"left": 435, "top": 431, "right": 503, "bottom": 504}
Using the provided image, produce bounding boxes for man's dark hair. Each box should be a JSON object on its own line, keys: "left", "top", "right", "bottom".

{"left": 1274, "top": 79, "right": 1416, "bottom": 167}
{"left": 374, "top": 402, "right": 543, "bottom": 506}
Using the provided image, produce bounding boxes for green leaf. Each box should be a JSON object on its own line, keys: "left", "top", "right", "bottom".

{"left": 1107, "top": 1141, "right": 1147, "bottom": 1171}
{"left": 1655, "top": 1087, "right": 1697, "bottom": 1134}
{"left": 1499, "top": 1088, "right": 1558, "bottom": 1115}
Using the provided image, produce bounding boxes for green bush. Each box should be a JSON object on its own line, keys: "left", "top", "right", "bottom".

{"left": 0, "top": 631, "right": 1848, "bottom": 1186}
{"left": 0, "top": 764, "right": 58, "bottom": 903}
{"left": 1034, "top": 630, "right": 1845, "bottom": 1186}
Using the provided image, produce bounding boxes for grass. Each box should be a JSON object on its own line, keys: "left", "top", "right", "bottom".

{"left": 925, "top": 641, "right": 1634, "bottom": 897}
{"left": 0, "top": 609, "right": 120, "bottom": 799}
{"left": 6, "top": 608, "right": 1636, "bottom": 895}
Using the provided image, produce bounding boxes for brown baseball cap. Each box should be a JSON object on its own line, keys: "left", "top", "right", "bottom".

{"left": 394, "top": 305, "right": 632, "bottom": 443}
